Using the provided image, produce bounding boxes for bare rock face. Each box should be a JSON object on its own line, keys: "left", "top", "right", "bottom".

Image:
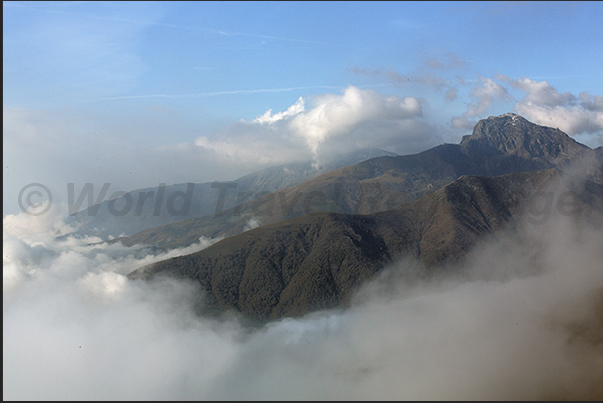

{"left": 460, "top": 113, "right": 590, "bottom": 174}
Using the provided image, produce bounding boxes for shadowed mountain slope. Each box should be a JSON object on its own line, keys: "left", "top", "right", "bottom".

{"left": 128, "top": 168, "right": 603, "bottom": 320}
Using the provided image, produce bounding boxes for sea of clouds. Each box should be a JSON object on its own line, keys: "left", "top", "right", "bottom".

{"left": 4, "top": 189, "right": 603, "bottom": 400}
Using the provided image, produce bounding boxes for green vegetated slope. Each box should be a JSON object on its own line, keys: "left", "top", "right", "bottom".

{"left": 129, "top": 168, "right": 603, "bottom": 320}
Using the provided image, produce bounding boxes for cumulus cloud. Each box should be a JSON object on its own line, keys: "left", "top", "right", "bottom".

{"left": 506, "top": 76, "right": 576, "bottom": 107}
{"left": 253, "top": 96, "right": 306, "bottom": 124}
{"left": 2, "top": 208, "right": 221, "bottom": 296}
{"left": 580, "top": 92, "right": 603, "bottom": 112}
{"left": 451, "top": 77, "right": 510, "bottom": 131}
{"left": 442, "top": 74, "right": 603, "bottom": 146}
{"left": 467, "top": 77, "right": 510, "bottom": 116}
{"left": 287, "top": 86, "right": 422, "bottom": 158}
{"left": 498, "top": 76, "right": 603, "bottom": 145}
{"left": 4, "top": 179, "right": 603, "bottom": 400}
{"left": 195, "top": 86, "right": 437, "bottom": 168}
{"left": 515, "top": 103, "right": 603, "bottom": 143}
{"left": 3, "top": 203, "right": 75, "bottom": 243}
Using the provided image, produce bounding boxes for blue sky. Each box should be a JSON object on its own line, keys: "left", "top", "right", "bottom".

{"left": 4, "top": 1, "right": 603, "bottom": 216}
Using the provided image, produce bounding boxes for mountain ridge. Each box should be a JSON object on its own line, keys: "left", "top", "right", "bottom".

{"left": 64, "top": 148, "right": 398, "bottom": 239}
{"left": 114, "top": 113, "right": 601, "bottom": 250}
{"left": 128, "top": 167, "right": 603, "bottom": 320}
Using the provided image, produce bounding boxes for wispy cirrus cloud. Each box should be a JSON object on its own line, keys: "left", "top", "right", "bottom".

{"left": 351, "top": 66, "right": 448, "bottom": 89}
{"left": 94, "top": 86, "right": 342, "bottom": 102}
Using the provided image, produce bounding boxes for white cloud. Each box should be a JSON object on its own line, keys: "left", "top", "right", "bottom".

{"left": 506, "top": 77, "right": 576, "bottom": 107}
{"left": 451, "top": 77, "right": 510, "bottom": 131}
{"left": 515, "top": 103, "right": 603, "bottom": 137}
{"left": 451, "top": 115, "right": 476, "bottom": 131}
{"left": 194, "top": 121, "right": 311, "bottom": 166}
{"left": 3, "top": 203, "right": 74, "bottom": 242}
{"left": 498, "top": 76, "right": 603, "bottom": 144}
{"left": 579, "top": 92, "right": 603, "bottom": 112}
{"left": 287, "top": 86, "right": 423, "bottom": 158}
{"left": 446, "top": 75, "right": 603, "bottom": 146}
{"left": 243, "top": 217, "right": 262, "bottom": 232}
{"left": 254, "top": 96, "right": 306, "bottom": 124}
{"left": 466, "top": 77, "right": 510, "bottom": 116}
{"left": 195, "top": 86, "right": 436, "bottom": 169}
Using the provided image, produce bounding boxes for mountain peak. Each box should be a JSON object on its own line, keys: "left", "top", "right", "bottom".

{"left": 468, "top": 113, "right": 536, "bottom": 139}
{"left": 459, "top": 113, "right": 587, "bottom": 166}
{"left": 497, "top": 112, "right": 523, "bottom": 120}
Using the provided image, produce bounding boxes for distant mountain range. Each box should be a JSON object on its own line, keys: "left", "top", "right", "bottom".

{"left": 115, "top": 113, "right": 603, "bottom": 251}
{"left": 64, "top": 148, "right": 397, "bottom": 239}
